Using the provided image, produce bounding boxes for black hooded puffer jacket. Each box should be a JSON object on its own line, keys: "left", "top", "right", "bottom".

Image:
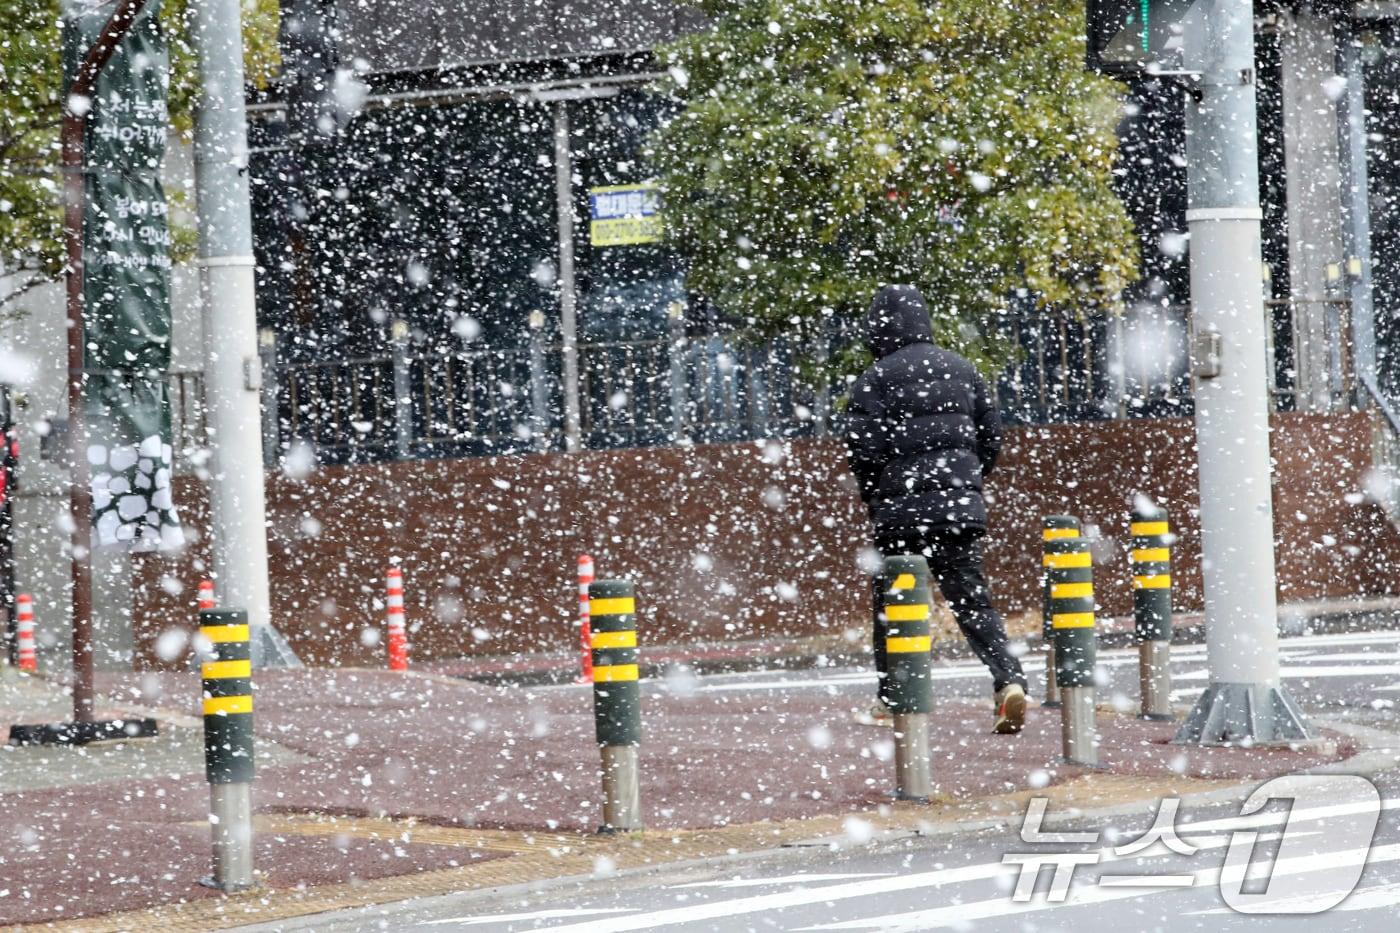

{"left": 843, "top": 285, "right": 1002, "bottom": 537}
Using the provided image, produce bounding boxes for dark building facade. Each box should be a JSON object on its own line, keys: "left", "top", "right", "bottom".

{"left": 247, "top": 1, "right": 1196, "bottom": 466}
{"left": 245, "top": 2, "right": 1400, "bottom": 500}
{"left": 109, "top": 1, "right": 1400, "bottom": 668}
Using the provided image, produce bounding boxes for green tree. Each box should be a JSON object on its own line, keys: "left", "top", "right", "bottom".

{"left": 650, "top": 0, "right": 1139, "bottom": 371}
{"left": 0, "top": 0, "right": 279, "bottom": 311}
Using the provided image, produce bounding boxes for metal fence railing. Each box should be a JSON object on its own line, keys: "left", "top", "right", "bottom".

{"left": 265, "top": 310, "right": 1205, "bottom": 466}
{"left": 996, "top": 306, "right": 1195, "bottom": 424}
{"left": 170, "top": 299, "right": 1372, "bottom": 470}
{"left": 268, "top": 336, "right": 832, "bottom": 465}
{"left": 281, "top": 356, "right": 397, "bottom": 457}
{"left": 262, "top": 309, "right": 1202, "bottom": 466}
{"left": 1360, "top": 372, "right": 1400, "bottom": 526}
{"left": 1264, "top": 296, "right": 1356, "bottom": 413}
{"left": 169, "top": 371, "right": 208, "bottom": 472}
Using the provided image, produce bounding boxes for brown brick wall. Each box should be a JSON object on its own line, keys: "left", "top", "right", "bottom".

{"left": 129, "top": 411, "right": 1400, "bottom": 667}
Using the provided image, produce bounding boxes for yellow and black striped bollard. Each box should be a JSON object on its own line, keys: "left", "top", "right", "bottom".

{"left": 1041, "top": 515, "right": 1081, "bottom": 708}
{"left": 1048, "top": 533, "right": 1099, "bottom": 766}
{"left": 199, "top": 608, "right": 255, "bottom": 891}
{"left": 590, "top": 579, "right": 643, "bottom": 833}
{"left": 1131, "top": 503, "right": 1174, "bottom": 720}
{"left": 882, "top": 556, "right": 933, "bottom": 802}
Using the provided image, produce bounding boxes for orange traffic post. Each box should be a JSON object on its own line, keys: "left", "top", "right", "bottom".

{"left": 386, "top": 565, "right": 408, "bottom": 671}
{"left": 16, "top": 593, "right": 36, "bottom": 673}
{"left": 577, "top": 555, "right": 594, "bottom": 683}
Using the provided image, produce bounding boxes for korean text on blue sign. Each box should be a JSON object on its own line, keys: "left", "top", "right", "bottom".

{"left": 589, "top": 184, "right": 663, "bottom": 246}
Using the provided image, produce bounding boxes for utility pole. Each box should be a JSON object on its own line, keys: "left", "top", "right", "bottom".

{"left": 188, "top": 0, "right": 299, "bottom": 667}
{"left": 551, "top": 99, "right": 583, "bottom": 453}
{"left": 1173, "top": 0, "right": 1308, "bottom": 744}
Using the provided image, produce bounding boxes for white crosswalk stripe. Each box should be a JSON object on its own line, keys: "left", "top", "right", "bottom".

{"left": 674, "top": 872, "right": 891, "bottom": 890}
{"left": 522, "top": 797, "right": 1400, "bottom": 932}
{"left": 1186, "top": 880, "right": 1400, "bottom": 915}
{"left": 1178, "top": 664, "right": 1400, "bottom": 681}
{"left": 799, "top": 843, "right": 1400, "bottom": 930}
{"left": 703, "top": 634, "right": 1400, "bottom": 695}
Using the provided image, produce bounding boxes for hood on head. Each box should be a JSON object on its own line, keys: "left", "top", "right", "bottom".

{"left": 866, "top": 285, "right": 934, "bottom": 359}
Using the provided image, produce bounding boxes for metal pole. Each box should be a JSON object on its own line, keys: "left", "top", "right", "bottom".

{"left": 1048, "top": 532, "right": 1097, "bottom": 767}
{"left": 1174, "top": 0, "right": 1308, "bottom": 744}
{"left": 257, "top": 328, "right": 279, "bottom": 468}
{"left": 1112, "top": 313, "right": 1128, "bottom": 418}
{"left": 881, "top": 556, "right": 933, "bottom": 803}
{"left": 600, "top": 745, "right": 641, "bottom": 831}
{"left": 1061, "top": 686, "right": 1097, "bottom": 766}
{"left": 209, "top": 782, "right": 254, "bottom": 890}
{"left": 199, "top": 608, "right": 255, "bottom": 891}
{"left": 188, "top": 0, "right": 299, "bottom": 668}
{"left": 1040, "top": 516, "right": 1080, "bottom": 709}
{"left": 528, "top": 311, "right": 550, "bottom": 451}
{"left": 1131, "top": 504, "right": 1174, "bottom": 720}
{"left": 390, "top": 320, "right": 413, "bottom": 458}
{"left": 1337, "top": 34, "right": 1375, "bottom": 395}
{"left": 811, "top": 322, "right": 831, "bottom": 437}
{"left": 61, "top": 0, "right": 151, "bottom": 722}
{"left": 667, "top": 303, "right": 687, "bottom": 443}
{"left": 589, "top": 579, "right": 642, "bottom": 833}
{"left": 553, "top": 102, "right": 582, "bottom": 453}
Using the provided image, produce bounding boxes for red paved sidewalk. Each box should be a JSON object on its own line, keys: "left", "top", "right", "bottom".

{"left": 0, "top": 667, "right": 1353, "bottom": 925}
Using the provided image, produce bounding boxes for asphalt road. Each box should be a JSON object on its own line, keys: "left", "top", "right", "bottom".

{"left": 244, "top": 628, "right": 1400, "bottom": 932}
{"left": 676, "top": 626, "right": 1400, "bottom": 720}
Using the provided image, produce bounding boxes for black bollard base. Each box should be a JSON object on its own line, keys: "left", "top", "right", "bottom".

{"left": 8, "top": 717, "right": 158, "bottom": 747}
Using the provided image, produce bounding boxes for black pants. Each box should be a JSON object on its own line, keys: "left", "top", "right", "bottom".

{"left": 872, "top": 528, "right": 1028, "bottom": 698}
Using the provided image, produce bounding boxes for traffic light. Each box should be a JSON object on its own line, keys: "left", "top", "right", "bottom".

{"left": 1086, "top": 0, "right": 1200, "bottom": 74}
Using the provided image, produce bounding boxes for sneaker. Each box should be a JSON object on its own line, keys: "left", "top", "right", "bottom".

{"left": 854, "top": 700, "right": 894, "bottom": 726}
{"left": 993, "top": 684, "right": 1027, "bottom": 735}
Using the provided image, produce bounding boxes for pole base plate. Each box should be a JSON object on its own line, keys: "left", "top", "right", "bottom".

{"left": 250, "top": 624, "right": 303, "bottom": 669}
{"left": 7, "top": 717, "right": 158, "bottom": 747}
{"left": 1138, "top": 712, "right": 1177, "bottom": 722}
{"left": 1172, "top": 682, "right": 1311, "bottom": 746}
{"left": 1058, "top": 757, "right": 1106, "bottom": 770}
{"left": 197, "top": 875, "right": 258, "bottom": 893}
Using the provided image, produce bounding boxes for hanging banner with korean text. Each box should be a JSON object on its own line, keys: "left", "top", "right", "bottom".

{"left": 63, "top": 0, "right": 183, "bottom": 550}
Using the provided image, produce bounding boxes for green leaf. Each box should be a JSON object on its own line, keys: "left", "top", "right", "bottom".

{"left": 651, "top": 0, "right": 1139, "bottom": 378}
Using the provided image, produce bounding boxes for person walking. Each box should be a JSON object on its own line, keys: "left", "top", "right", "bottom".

{"left": 844, "top": 284, "right": 1029, "bottom": 734}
